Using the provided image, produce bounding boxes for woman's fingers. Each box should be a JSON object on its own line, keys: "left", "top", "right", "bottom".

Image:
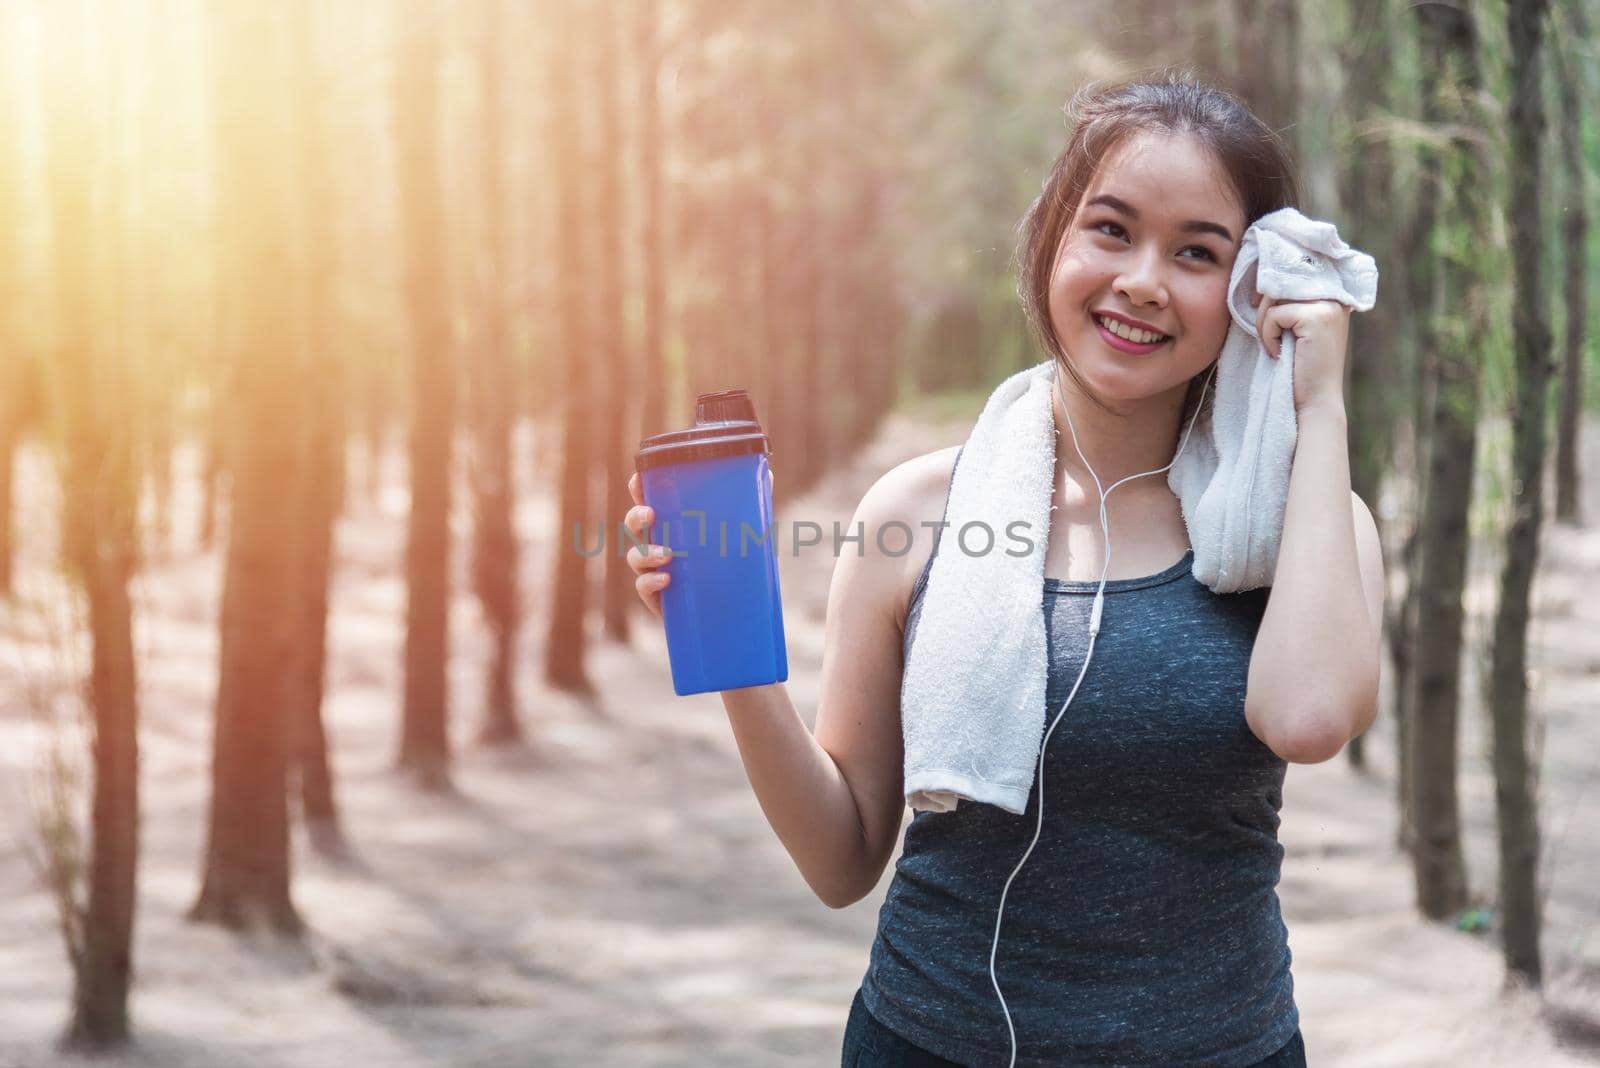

{"left": 624, "top": 503, "right": 672, "bottom": 571}
{"left": 629, "top": 537, "right": 672, "bottom": 617}
{"left": 623, "top": 501, "right": 653, "bottom": 548}
{"left": 623, "top": 477, "right": 659, "bottom": 563}
{"left": 1255, "top": 296, "right": 1281, "bottom": 357}
{"left": 625, "top": 472, "right": 671, "bottom": 616}
{"left": 634, "top": 570, "right": 668, "bottom": 619}
{"left": 626, "top": 538, "right": 673, "bottom": 573}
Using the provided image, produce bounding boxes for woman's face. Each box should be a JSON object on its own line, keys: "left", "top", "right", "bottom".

{"left": 1047, "top": 131, "right": 1246, "bottom": 408}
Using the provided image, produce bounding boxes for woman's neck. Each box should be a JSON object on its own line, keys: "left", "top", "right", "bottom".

{"left": 1050, "top": 364, "right": 1190, "bottom": 492}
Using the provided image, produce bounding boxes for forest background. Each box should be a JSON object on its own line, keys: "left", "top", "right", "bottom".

{"left": 1, "top": 0, "right": 1598, "bottom": 1065}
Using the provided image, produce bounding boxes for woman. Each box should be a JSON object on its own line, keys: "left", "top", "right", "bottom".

{"left": 625, "top": 73, "right": 1384, "bottom": 1067}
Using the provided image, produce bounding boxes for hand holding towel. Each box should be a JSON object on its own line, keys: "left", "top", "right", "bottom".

{"left": 1168, "top": 207, "right": 1380, "bottom": 592}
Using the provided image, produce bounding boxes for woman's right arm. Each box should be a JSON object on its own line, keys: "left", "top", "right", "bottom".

{"left": 625, "top": 464, "right": 925, "bottom": 909}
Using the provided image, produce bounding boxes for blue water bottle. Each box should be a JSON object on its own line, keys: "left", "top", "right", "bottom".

{"left": 635, "top": 389, "right": 788, "bottom": 696}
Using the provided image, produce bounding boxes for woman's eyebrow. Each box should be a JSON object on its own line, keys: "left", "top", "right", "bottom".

{"left": 1085, "top": 193, "right": 1234, "bottom": 244}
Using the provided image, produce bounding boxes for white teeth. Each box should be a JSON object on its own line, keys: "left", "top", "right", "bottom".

{"left": 1096, "top": 315, "right": 1165, "bottom": 344}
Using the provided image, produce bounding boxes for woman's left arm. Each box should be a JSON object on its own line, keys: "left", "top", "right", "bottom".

{"left": 1243, "top": 296, "right": 1386, "bottom": 764}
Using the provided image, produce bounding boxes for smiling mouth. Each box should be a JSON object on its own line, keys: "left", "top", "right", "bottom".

{"left": 1091, "top": 313, "right": 1171, "bottom": 351}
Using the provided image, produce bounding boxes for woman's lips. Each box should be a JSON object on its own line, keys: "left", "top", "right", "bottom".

{"left": 1092, "top": 314, "right": 1170, "bottom": 355}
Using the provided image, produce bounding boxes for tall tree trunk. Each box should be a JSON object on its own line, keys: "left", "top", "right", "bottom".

{"left": 1230, "top": 0, "right": 1301, "bottom": 161}
{"left": 1186, "top": 0, "right": 1234, "bottom": 87}
{"left": 361, "top": 394, "right": 387, "bottom": 512}
{"left": 1393, "top": 0, "right": 1449, "bottom": 855}
{"left": 1392, "top": 512, "right": 1420, "bottom": 851}
{"left": 289, "top": 454, "right": 343, "bottom": 841}
{"left": 1119, "top": 0, "right": 1185, "bottom": 60}
{"left": 544, "top": 0, "right": 596, "bottom": 695}
{"left": 146, "top": 418, "right": 174, "bottom": 554}
{"left": 1337, "top": 0, "right": 1400, "bottom": 772}
{"left": 1488, "top": 0, "right": 1552, "bottom": 989}
{"left": 191, "top": 0, "right": 305, "bottom": 937}
{"left": 872, "top": 176, "right": 904, "bottom": 436}
{"left": 0, "top": 372, "right": 15, "bottom": 595}
{"left": 1406, "top": 0, "right": 1487, "bottom": 924}
{"left": 45, "top": 2, "right": 142, "bottom": 1046}
{"left": 122, "top": 11, "right": 168, "bottom": 562}
{"left": 870, "top": 95, "right": 907, "bottom": 430}
{"left": 0, "top": 409, "right": 12, "bottom": 597}
{"left": 394, "top": 0, "right": 455, "bottom": 786}
{"left": 288, "top": 0, "right": 346, "bottom": 849}
{"left": 1553, "top": 0, "right": 1588, "bottom": 525}
{"left": 68, "top": 571, "right": 139, "bottom": 1046}
{"left": 472, "top": 0, "right": 523, "bottom": 746}
{"left": 597, "top": 0, "right": 634, "bottom": 643}
{"left": 743, "top": 58, "right": 789, "bottom": 503}
{"left": 676, "top": 38, "right": 727, "bottom": 412}
{"left": 0, "top": 35, "right": 12, "bottom": 601}
{"left": 635, "top": 0, "right": 666, "bottom": 442}
{"left": 0, "top": 54, "right": 17, "bottom": 596}
{"left": 784, "top": 198, "right": 821, "bottom": 495}
{"left": 824, "top": 195, "right": 857, "bottom": 453}
{"left": 197, "top": 384, "right": 224, "bottom": 551}
{"left": 757, "top": 183, "right": 786, "bottom": 499}
{"left": 789, "top": 25, "right": 827, "bottom": 493}
{"left": 198, "top": 119, "right": 230, "bottom": 556}
{"left": 846, "top": 174, "right": 902, "bottom": 451}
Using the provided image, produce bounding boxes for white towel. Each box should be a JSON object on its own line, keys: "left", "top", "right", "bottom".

{"left": 1169, "top": 207, "right": 1380, "bottom": 592}
{"left": 902, "top": 207, "right": 1378, "bottom": 815}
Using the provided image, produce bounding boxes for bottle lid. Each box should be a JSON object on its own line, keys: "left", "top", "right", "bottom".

{"left": 635, "top": 388, "right": 771, "bottom": 471}
{"left": 694, "top": 389, "right": 759, "bottom": 425}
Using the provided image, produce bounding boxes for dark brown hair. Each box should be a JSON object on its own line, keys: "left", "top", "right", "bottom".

{"left": 1015, "top": 69, "right": 1301, "bottom": 408}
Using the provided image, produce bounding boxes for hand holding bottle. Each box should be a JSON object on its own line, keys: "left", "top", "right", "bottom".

{"left": 624, "top": 471, "right": 671, "bottom": 620}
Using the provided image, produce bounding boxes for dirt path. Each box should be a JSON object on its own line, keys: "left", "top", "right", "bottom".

{"left": 0, "top": 409, "right": 1596, "bottom": 1067}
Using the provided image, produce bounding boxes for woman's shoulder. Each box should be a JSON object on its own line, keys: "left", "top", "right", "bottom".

{"left": 856, "top": 443, "right": 963, "bottom": 529}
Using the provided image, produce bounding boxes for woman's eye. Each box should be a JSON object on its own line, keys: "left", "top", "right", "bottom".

{"left": 1095, "top": 221, "right": 1217, "bottom": 263}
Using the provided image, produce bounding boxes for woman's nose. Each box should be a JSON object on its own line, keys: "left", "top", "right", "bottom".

{"left": 1113, "top": 245, "right": 1169, "bottom": 307}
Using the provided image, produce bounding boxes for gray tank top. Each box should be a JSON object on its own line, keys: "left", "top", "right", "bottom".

{"left": 858, "top": 446, "right": 1299, "bottom": 1066}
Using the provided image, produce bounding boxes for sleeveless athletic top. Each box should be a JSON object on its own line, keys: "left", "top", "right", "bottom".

{"left": 856, "top": 448, "right": 1299, "bottom": 1067}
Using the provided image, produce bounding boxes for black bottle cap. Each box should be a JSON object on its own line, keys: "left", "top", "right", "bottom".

{"left": 634, "top": 388, "right": 771, "bottom": 472}
{"left": 695, "top": 389, "right": 759, "bottom": 426}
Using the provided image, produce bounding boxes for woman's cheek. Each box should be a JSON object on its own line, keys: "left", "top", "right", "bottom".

{"left": 1180, "top": 281, "right": 1230, "bottom": 338}
{"left": 1048, "top": 250, "right": 1099, "bottom": 318}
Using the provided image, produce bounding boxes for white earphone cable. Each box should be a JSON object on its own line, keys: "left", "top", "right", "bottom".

{"left": 989, "top": 360, "right": 1215, "bottom": 1068}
